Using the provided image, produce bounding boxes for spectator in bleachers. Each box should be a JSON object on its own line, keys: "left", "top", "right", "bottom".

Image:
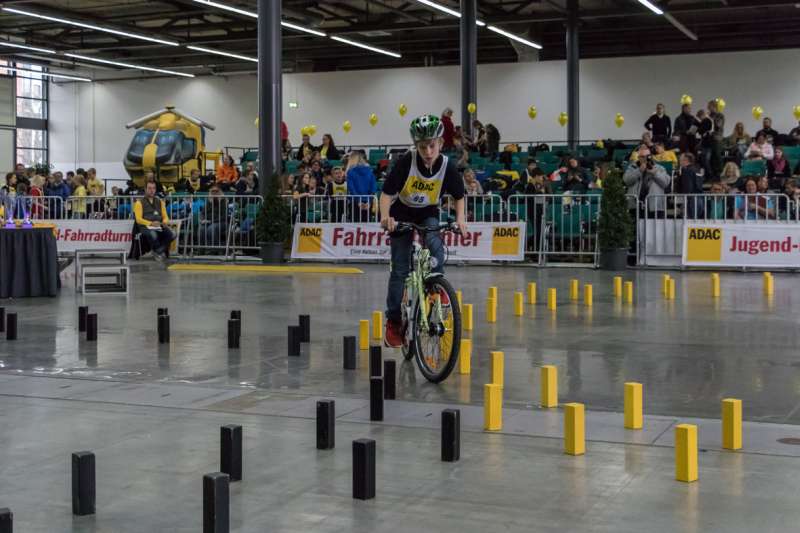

{"left": 187, "top": 168, "right": 201, "bottom": 193}
{"left": 735, "top": 176, "right": 774, "bottom": 220}
{"left": 768, "top": 147, "right": 792, "bottom": 188}
{"left": 630, "top": 132, "right": 655, "bottom": 162}
{"left": 560, "top": 155, "right": 591, "bottom": 194}
{"left": 86, "top": 168, "right": 104, "bottom": 197}
{"left": 235, "top": 168, "right": 258, "bottom": 195}
{"left": 472, "top": 120, "right": 487, "bottom": 155}
{"left": 757, "top": 175, "right": 771, "bottom": 194}
{"left": 676, "top": 152, "right": 703, "bottom": 197}
{"left": 708, "top": 99, "right": 725, "bottom": 178}
{"left": 326, "top": 166, "right": 348, "bottom": 222}
{"left": 295, "top": 134, "right": 316, "bottom": 161}
{"left": 515, "top": 167, "right": 550, "bottom": 195}
{"left": 319, "top": 134, "right": 340, "bottom": 161}
{"left": 216, "top": 154, "right": 239, "bottom": 187}
{"left": 705, "top": 180, "right": 730, "bottom": 220}
{"left": 199, "top": 184, "right": 229, "bottom": 250}
{"left": 790, "top": 121, "right": 800, "bottom": 145}
{"left": 521, "top": 159, "right": 540, "bottom": 182}
{"left": 673, "top": 103, "right": 699, "bottom": 154}
{"left": 134, "top": 179, "right": 174, "bottom": 261}
{"left": 345, "top": 152, "right": 376, "bottom": 222}
{"left": 1, "top": 172, "right": 15, "bottom": 194}
{"left": 644, "top": 103, "right": 672, "bottom": 143}
{"left": 70, "top": 173, "right": 88, "bottom": 219}
{"left": 441, "top": 108, "right": 456, "bottom": 151}
{"left": 455, "top": 145, "right": 470, "bottom": 171}
{"left": 697, "top": 109, "right": 716, "bottom": 179}
{"left": 45, "top": 171, "right": 70, "bottom": 202}
{"left": 653, "top": 141, "right": 677, "bottom": 166}
{"left": 281, "top": 174, "right": 296, "bottom": 195}
{"left": 720, "top": 161, "right": 741, "bottom": 190}
{"left": 29, "top": 175, "right": 45, "bottom": 218}
{"left": 309, "top": 160, "right": 324, "bottom": 182}
{"left": 463, "top": 168, "right": 483, "bottom": 196}
{"left": 624, "top": 147, "right": 671, "bottom": 214}
{"left": 755, "top": 117, "right": 779, "bottom": 143}
{"left": 782, "top": 179, "right": 798, "bottom": 214}
{"left": 485, "top": 123, "right": 501, "bottom": 161}
{"left": 724, "top": 122, "right": 751, "bottom": 162}
{"left": 745, "top": 132, "right": 774, "bottom": 160}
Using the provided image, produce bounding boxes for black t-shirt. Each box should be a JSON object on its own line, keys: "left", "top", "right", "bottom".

{"left": 382, "top": 150, "right": 465, "bottom": 224}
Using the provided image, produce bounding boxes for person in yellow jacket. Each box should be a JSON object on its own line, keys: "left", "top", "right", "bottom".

{"left": 652, "top": 141, "right": 678, "bottom": 166}
{"left": 133, "top": 179, "right": 174, "bottom": 261}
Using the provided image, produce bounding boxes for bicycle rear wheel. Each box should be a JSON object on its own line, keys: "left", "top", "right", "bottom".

{"left": 412, "top": 276, "right": 461, "bottom": 383}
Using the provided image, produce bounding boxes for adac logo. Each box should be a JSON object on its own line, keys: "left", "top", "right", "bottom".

{"left": 491, "top": 226, "right": 520, "bottom": 256}
{"left": 411, "top": 180, "right": 436, "bottom": 192}
{"left": 297, "top": 226, "right": 322, "bottom": 253}
{"left": 686, "top": 226, "right": 722, "bottom": 262}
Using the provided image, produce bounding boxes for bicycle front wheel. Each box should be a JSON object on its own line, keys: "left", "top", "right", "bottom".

{"left": 412, "top": 276, "right": 461, "bottom": 383}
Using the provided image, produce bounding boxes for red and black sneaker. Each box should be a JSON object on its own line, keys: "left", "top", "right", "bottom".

{"left": 384, "top": 319, "right": 403, "bottom": 348}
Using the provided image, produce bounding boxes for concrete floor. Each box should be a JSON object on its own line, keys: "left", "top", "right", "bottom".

{"left": 1, "top": 265, "right": 800, "bottom": 531}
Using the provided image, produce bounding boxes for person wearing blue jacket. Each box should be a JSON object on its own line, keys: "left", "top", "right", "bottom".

{"left": 345, "top": 153, "right": 376, "bottom": 222}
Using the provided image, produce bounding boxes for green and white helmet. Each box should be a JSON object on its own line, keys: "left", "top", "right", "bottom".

{"left": 409, "top": 114, "right": 444, "bottom": 143}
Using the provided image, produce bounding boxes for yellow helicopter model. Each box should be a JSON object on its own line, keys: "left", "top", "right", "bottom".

{"left": 123, "top": 106, "right": 221, "bottom": 186}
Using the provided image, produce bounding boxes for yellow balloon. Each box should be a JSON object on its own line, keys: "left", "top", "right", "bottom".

{"left": 342, "top": 120, "right": 352, "bottom": 133}
{"left": 614, "top": 113, "right": 625, "bottom": 128}
{"left": 308, "top": 125, "right": 317, "bottom": 136}
{"left": 398, "top": 104, "right": 408, "bottom": 117}
{"left": 715, "top": 97, "right": 726, "bottom": 113}
{"left": 467, "top": 102, "right": 477, "bottom": 114}
{"left": 254, "top": 117, "right": 259, "bottom": 126}
{"left": 680, "top": 94, "right": 693, "bottom": 106}
{"left": 558, "top": 112, "right": 568, "bottom": 127}
{"left": 527, "top": 105, "right": 537, "bottom": 120}
{"left": 300, "top": 126, "right": 309, "bottom": 136}
{"left": 793, "top": 105, "right": 800, "bottom": 121}
{"left": 369, "top": 113, "right": 378, "bottom": 127}
{"left": 752, "top": 106, "right": 764, "bottom": 120}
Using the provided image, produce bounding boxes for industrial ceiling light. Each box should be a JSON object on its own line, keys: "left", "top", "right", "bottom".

{"left": 186, "top": 45, "right": 257, "bottom": 63}
{"left": 636, "top": 0, "right": 664, "bottom": 15}
{"left": 5, "top": 65, "right": 91, "bottom": 82}
{"left": 330, "top": 36, "right": 401, "bottom": 58}
{"left": 281, "top": 21, "right": 327, "bottom": 37}
{"left": 2, "top": 7, "right": 180, "bottom": 47}
{"left": 0, "top": 40, "right": 56, "bottom": 54}
{"left": 412, "top": 0, "right": 486, "bottom": 26}
{"left": 64, "top": 53, "right": 195, "bottom": 78}
{"left": 487, "top": 26, "right": 542, "bottom": 49}
{"left": 191, "top": 0, "right": 257, "bottom": 18}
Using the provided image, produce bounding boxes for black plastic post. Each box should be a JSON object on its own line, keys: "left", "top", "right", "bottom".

{"left": 0, "top": 508, "right": 11, "bottom": 533}
{"left": 71, "top": 451, "right": 95, "bottom": 516}
{"left": 369, "top": 346, "right": 382, "bottom": 377}
{"left": 316, "top": 400, "right": 335, "bottom": 450}
{"left": 230, "top": 310, "right": 241, "bottom": 321}
{"left": 288, "top": 325, "right": 301, "bottom": 356}
{"left": 203, "top": 472, "right": 230, "bottom": 533}
{"left": 158, "top": 307, "right": 168, "bottom": 317}
{"left": 0, "top": 307, "right": 4, "bottom": 332}
{"left": 343, "top": 336, "right": 356, "bottom": 369}
{"left": 230, "top": 311, "right": 241, "bottom": 339}
{"left": 227, "top": 319, "right": 240, "bottom": 349}
{"left": 158, "top": 315, "right": 170, "bottom": 344}
{"left": 441, "top": 409, "right": 461, "bottom": 462}
{"left": 78, "top": 306, "right": 88, "bottom": 332}
{"left": 5, "top": 313, "right": 16, "bottom": 341}
{"left": 298, "top": 314, "right": 310, "bottom": 342}
{"left": 383, "top": 360, "right": 396, "bottom": 400}
{"left": 370, "top": 377, "right": 383, "bottom": 421}
{"left": 220, "top": 425, "right": 242, "bottom": 482}
{"left": 352, "top": 438, "right": 376, "bottom": 500}
{"left": 86, "top": 314, "right": 97, "bottom": 342}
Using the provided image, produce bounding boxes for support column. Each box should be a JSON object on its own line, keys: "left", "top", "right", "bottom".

{"left": 460, "top": 0, "right": 477, "bottom": 137}
{"left": 258, "top": 0, "right": 282, "bottom": 196}
{"left": 566, "top": 0, "right": 579, "bottom": 150}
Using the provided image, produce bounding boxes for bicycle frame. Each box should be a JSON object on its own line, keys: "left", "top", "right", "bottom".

{"left": 403, "top": 239, "right": 443, "bottom": 338}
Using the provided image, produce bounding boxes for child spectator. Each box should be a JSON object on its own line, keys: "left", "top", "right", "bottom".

{"left": 768, "top": 147, "right": 792, "bottom": 188}
{"left": 345, "top": 152, "right": 376, "bottom": 222}
{"left": 326, "top": 166, "right": 348, "bottom": 222}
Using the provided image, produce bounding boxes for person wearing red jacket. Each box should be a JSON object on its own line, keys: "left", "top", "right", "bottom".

{"left": 441, "top": 108, "right": 455, "bottom": 151}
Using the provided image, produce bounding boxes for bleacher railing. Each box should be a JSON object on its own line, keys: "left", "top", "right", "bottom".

{"left": 285, "top": 194, "right": 379, "bottom": 224}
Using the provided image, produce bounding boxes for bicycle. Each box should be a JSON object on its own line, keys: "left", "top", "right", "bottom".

{"left": 393, "top": 221, "right": 462, "bottom": 383}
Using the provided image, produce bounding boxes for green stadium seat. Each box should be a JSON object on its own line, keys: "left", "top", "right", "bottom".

{"left": 537, "top": 152, "right": 561, "bottom": 164}
{"left": 780, "top": 146, "right": 800, "bottom": 159}
{"left": 613, "top": 148, "right": 632, "bottom": 164}
{"left": 551, "top": 145, "right": 569, "bottom": 154}
{"left": 741, "top": 159, "right": 767, "bottom": 177}
{"left": 538, "top": 162, "right": 559, "bottom": 175}
{"left": 657, "top": 161, "right": 674, "bottom": 176}
{"left": 368, "top": 149, "right": 386, "bottom": 165}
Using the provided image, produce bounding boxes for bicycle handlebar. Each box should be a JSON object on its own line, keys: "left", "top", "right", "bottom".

{"left": 393, "top": 221, "right": 461, "bottom": 235}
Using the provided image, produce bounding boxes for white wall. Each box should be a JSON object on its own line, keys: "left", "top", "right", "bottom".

{"left": 50, "top": 48, "right": 800, "bottom": 179}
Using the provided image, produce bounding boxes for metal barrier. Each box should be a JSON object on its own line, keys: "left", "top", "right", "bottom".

{"left": 284, "top": 194, "right": 379, "bottom": 224}
{"left": 440, "top": 194, "right": 504, "bottom": 223}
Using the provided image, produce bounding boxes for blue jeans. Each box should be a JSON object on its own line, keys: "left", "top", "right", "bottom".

{"left": 141, "top": 226, "right": 175, "bottom": 255}
{"left": 386, "top": 216, "right": 444, "bottom": 322}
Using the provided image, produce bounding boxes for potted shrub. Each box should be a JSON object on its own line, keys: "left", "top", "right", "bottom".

{"left": 597, "top": 168, "right": 633, "bottom": 270}
{"left": 256, "top": 174, "right": 292, "bottom": 263}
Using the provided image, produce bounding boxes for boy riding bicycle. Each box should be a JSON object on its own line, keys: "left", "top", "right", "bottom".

{"left": 380, "top": 114, "right": 467, "bottom": 348}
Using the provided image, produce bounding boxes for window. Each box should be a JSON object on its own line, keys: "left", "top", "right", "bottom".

{"left": 0, "top": 61, "right": 49, "bottom": 168}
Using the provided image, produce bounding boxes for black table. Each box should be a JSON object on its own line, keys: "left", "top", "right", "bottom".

{"left": 0, "top": 227, "right": 59, "bottom": 298}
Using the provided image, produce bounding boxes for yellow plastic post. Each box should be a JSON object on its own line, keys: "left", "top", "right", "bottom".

{"left": 667, "top": 278, "right": 676, "bottom": 300}
{"left": 513, "top": 292, "right": 524, "bottom": 316}
{"left": 613, "top": 276, "right": 622, "bottom": 298}
{"left": 624, "top": 382, "right": 643, "bottom": 430}
{"left": 484, "top": 383, "right": 502, "bottom": 431}
{"left": 662, "top": 274, "right": 670, "bottom": 295}
{"left": 569, "top": 279, "right": 579, "bottom": 301}
{"left": 527, "top": 282, "right": 537, "bottom": 304}
{"left": 722, "top": 398, "right": 742, "bottom": 451}
{"left": 763, "top": 272, "right": 774, "bottom": 295}
{"left": 372, "top": 311, "right": 383, "bottom": 340}
{"left": 463, "top": 303, "right": 473, "bottom": 331}
{"left": 541, "top": 365, "right": 558, "bottom": 407}
{"left": 547, "top": 288, "right": 557, "bottom": 311}
{"left": 456, "top": 290, "right": 462, "bottom": 310}
{"left": 488, "top": 286, "right": 498, "bottom": 301}
{"left": 675, "top": 424, "right": 698, "bottom": 482}
{"left": 711, "top": 273, "right": 720, "bottom": 298}
{"left": 359, "top": 319, "right": 370, "bottom": 350}
{"left": 564, "top": 403, "right": 585, "bottom": 456}
{"left": 490, "top": 351, "right": 504, "bottom": 387}
{"left": 486, "top": 297, "right": 497, "bottom": 323}
{"left": 624, "top": 281, "right": 634, "bottom": 304}
{"left": 459, "top": 339, "right": 472, "bottom": 374}
{"left": 583, "top": 284, "right": 593, "bottom": 307}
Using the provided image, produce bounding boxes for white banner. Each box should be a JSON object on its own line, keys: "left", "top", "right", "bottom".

{"left": 41, "top": 219, "right": 182, "bottom": 254}
{"left": 682, "top": 222, "right": 800, "bottom": 267}
{"left": 291, "top": 222, "right": 526, "bottom": 262}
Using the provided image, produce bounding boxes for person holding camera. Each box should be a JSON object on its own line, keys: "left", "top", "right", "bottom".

{"left": 623, "top": 147, "right": 671, "bottom": 216}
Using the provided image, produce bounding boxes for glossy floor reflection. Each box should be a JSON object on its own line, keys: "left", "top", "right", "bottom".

{"left": 2, "top": 266, "right": 799, "bottom": 422}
